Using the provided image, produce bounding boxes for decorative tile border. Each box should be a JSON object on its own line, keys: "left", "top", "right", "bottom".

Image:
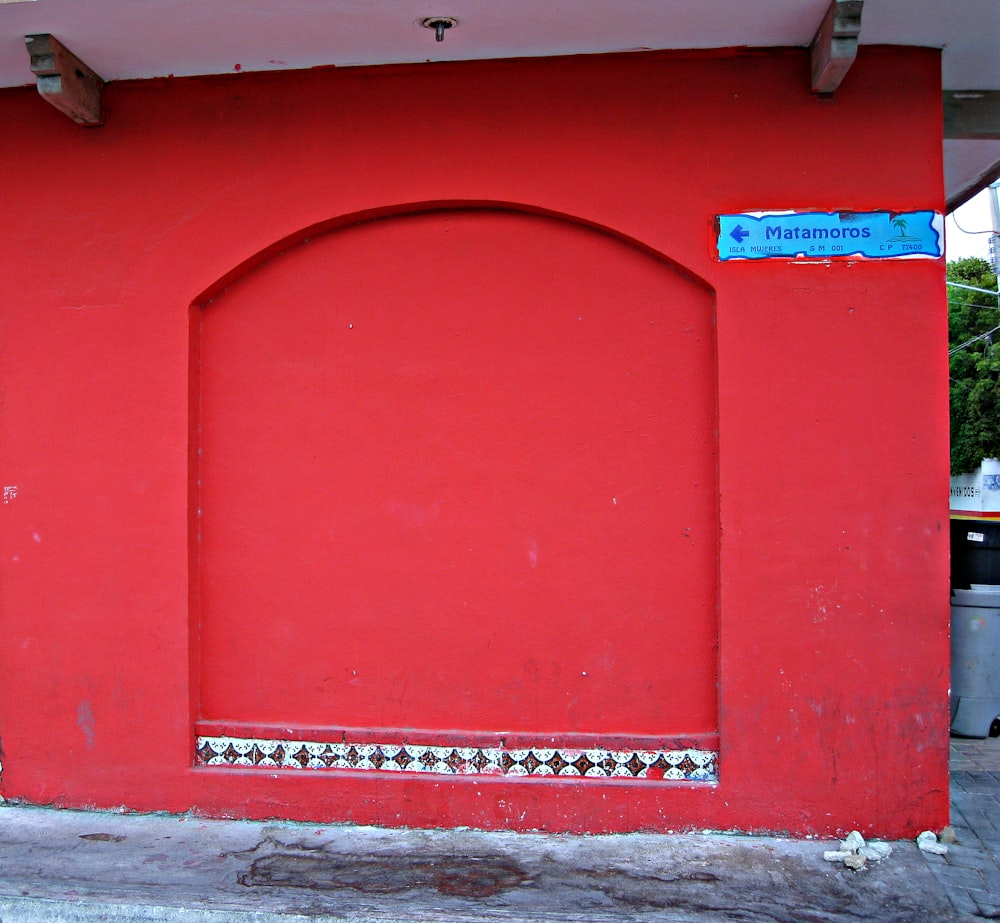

{"left": 196, "top": 735, "right": 717, "bottom": 782}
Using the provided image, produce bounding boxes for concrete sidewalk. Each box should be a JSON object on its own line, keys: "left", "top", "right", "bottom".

{"left": 2, "top": 741, "right": 997, "bottom": 923}
{"left": 0, "top": 808, "right": 957, "bottom": 922}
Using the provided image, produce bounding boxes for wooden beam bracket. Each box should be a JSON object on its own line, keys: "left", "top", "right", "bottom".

{"left": 25, "top": 34, "right": 104, "bottom": 126}
{"left": 810, "top": 0, "right": 864, "bottom": 95}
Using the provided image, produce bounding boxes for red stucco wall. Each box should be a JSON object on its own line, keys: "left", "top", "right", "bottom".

{"left": 0, "top": 47, "right": 950, "bottom": 836}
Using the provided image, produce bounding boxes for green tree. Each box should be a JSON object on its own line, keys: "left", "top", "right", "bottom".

{"left": 949, "top": 256, "right": 1000, "bottom": 473}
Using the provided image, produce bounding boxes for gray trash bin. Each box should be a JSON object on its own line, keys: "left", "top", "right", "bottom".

{"left": 951, "top": 585, "right": 1000, "bottom": 737}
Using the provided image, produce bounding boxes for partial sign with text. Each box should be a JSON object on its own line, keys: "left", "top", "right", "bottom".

{"left": 716, "top": 210, "right": 943, "bottom": 261}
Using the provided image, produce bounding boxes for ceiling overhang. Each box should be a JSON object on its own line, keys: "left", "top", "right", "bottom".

{"left": 1, "top": 0, "right": 998, "bottom": 208}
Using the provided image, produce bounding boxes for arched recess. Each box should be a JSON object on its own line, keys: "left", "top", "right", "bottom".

{"left": 193, "top": 204, "right": 719, "bottom": 776}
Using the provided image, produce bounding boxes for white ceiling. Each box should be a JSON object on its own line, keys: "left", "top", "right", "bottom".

{"left": 2, "top": 0, "right": 998, "bottom": 205}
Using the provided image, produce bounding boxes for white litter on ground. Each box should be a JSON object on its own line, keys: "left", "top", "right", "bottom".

{"left": 916, "top": 830, "right": 948, "bottom": 855}
{"left": 822, "top": 831, "right": 893, "bottom": 871}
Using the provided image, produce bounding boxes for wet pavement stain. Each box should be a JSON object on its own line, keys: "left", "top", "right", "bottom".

{"left": 78, "top": 833, "right": 127, "bottom": 843}
{"left": 223, "top": 832, "right": 957, "bottom": 921}
{"left": 239, "top": 852, "right": 528, "bottom": 898}
{"left": 568, "top": 866, "right": 724, "bottom": 913}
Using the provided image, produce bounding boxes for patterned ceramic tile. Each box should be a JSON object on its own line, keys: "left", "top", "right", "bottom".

{"left": 195, "top": 735, "right": 717, "bottom": 781}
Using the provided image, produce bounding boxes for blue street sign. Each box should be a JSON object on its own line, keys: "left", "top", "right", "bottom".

{"left": 716, "top": 210, "right": 943, "bottom": 261}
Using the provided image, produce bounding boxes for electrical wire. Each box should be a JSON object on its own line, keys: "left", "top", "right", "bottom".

{"left": 949, "top": 299, "right": 1000, "bottom": 311}
{"left": 950, "top": 213, "right": 996, "bottom": 236}
{"left": 948, "top": 281, "right": 1000, "bottom": 297}
{"left": 950, "top": 324, "right": 1000, "bottom": 356}
{"left": 948, "top": 301, "right": 1000, "bottom": 311}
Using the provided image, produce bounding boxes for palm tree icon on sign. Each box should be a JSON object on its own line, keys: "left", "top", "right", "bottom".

{"left": 888, "top": 215, "right": 919, "bottom": 242}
